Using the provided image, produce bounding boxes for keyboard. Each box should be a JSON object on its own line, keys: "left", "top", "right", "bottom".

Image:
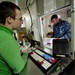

{"left": 29, "top": 48, "right": 61, "bottom": 75}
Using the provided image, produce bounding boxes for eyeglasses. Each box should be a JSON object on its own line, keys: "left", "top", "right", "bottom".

{"left": 15, "top": 17, "right": 23, "bottom": 21}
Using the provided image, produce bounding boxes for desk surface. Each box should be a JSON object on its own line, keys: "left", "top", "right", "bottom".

{"left": 19, "top": 47, "right": 71, "bottom": 75}
{"left": 19, "top": 58, "right": 60, "bottom": 75}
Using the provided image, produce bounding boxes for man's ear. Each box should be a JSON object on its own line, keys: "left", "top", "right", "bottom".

{"left": 6, "top": 17, "right": 13, "bottom": 24}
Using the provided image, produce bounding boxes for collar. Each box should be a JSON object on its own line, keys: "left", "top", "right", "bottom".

{"left": 55, "top": 19, "right": 62, "bottom": 26}
{"left": 0, "top": 25, "right": 14, "bottom": 35}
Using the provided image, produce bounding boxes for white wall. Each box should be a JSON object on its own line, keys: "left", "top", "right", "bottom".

{"left": 22, "top": 1, "right": 40, "bottom": 41}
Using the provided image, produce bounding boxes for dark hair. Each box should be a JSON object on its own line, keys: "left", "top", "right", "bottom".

{"left": 51, "top": 14, "right": 58, "bottom": 21}
{"left": 0, "top": 1, "right": 21, "bottom": 24}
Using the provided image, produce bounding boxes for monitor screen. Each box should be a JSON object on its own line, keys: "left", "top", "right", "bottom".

{"left": 53, "top": 39, "right": 70, "bottom": 57}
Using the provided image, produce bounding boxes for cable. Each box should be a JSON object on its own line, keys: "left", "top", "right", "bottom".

{"left": 26, "top": 0, "right": 33, "bottom": 32}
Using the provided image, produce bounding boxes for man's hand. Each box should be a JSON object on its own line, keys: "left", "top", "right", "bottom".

{"left": 47, "top": 35, "right": 52, "bottom": 38}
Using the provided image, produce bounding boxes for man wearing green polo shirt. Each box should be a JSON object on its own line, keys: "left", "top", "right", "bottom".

{"left": 0, "top": 1, "right": 28, "bottom": 75}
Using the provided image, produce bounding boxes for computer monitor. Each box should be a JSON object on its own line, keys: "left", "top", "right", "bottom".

{"left": 53, "top": 39, "right": 71, "bottom": 57}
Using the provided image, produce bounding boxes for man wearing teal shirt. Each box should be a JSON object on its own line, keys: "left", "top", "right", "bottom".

{"left": 0, "top": 1, "right": 28, "bottom": 75}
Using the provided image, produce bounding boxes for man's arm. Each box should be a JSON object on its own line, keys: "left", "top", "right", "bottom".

{"left": 1, "top": 39, "right": 28, "bottom": 74}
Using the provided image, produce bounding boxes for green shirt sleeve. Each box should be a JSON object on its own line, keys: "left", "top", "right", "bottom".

{"left": 0, "top": 39, "right": 28, "bottom": 74}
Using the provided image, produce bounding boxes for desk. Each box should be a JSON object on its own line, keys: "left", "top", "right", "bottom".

{"left": 19, "top": 58, "right": 45, "bottom": 75}
{"left": 19, "top": 57, "right": 60, "bottom": 75}
{"left": 19, "top": 47, "right": 71, "bottom": 75}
